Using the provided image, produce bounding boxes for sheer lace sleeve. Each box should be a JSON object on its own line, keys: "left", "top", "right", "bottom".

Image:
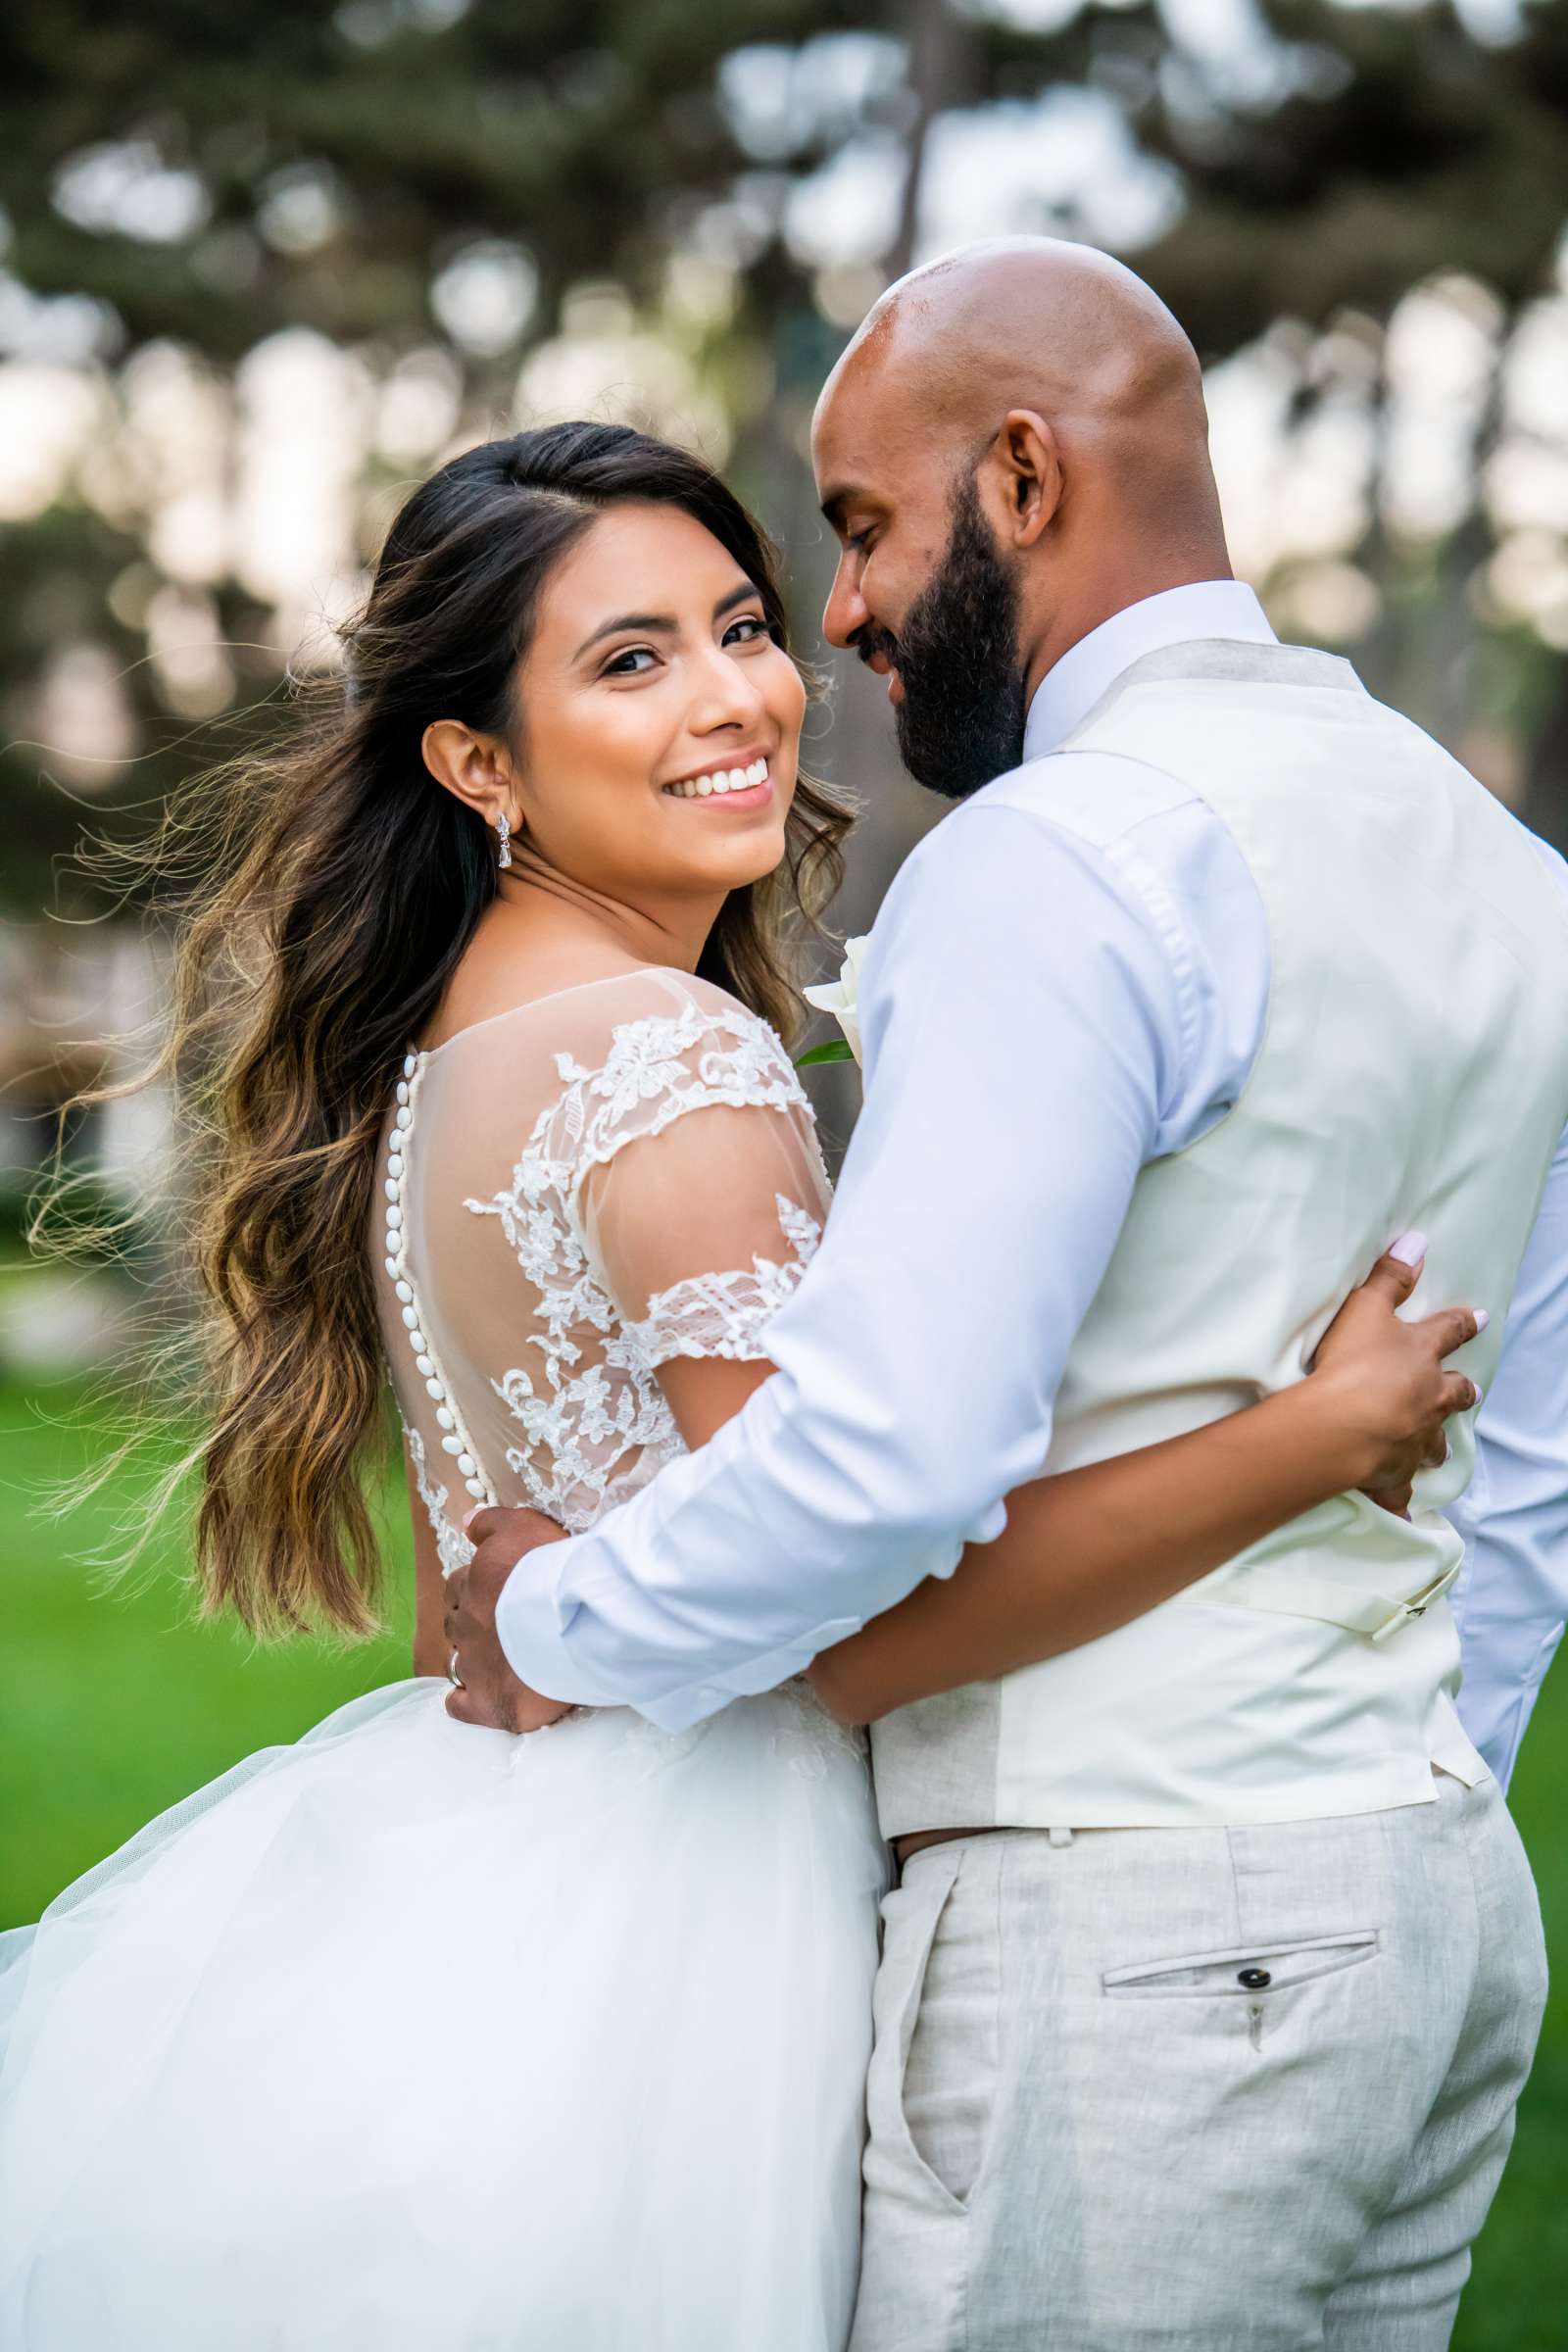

{"left": 377, "top": 966, "right": 831, "bottom": 1547}
{"left": 567, "top": 981, "right": 831, "bottom": 1373}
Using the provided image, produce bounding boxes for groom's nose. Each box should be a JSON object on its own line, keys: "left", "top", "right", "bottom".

{"left": 821, "top": 554, "right": 870, "bottom": 652}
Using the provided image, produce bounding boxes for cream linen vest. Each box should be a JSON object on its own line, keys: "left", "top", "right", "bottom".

{"left": 870, "top": 640, "right": 1568, "bottom": 1838}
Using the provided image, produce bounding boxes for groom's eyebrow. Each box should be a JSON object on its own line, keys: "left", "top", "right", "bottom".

{"left": 572, "top": 579, "right": 760, "bottom": 661}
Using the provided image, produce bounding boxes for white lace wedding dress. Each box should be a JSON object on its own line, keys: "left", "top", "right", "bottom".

{"left": 0, "top": 969, "right": 888, "bottom": 2351}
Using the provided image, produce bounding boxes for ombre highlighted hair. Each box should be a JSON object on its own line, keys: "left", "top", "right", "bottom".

{"left": 45, "top": 423, "right": 854, "bottom": 1637}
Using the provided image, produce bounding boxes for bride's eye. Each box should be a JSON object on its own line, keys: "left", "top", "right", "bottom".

{"left": 602, "top": 647, "right": 659, "bottom": 677}
{"left": 723, "top": 614, "right": 768, "bottom": 646}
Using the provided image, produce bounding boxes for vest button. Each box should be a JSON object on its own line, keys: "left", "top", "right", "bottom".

{"left": 1237, "top": 1967, "right": 1272, "bottom": 1990}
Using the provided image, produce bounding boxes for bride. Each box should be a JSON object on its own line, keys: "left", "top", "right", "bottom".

{"left": 0, "top": 421, "right": 1478, "bottom": 2350}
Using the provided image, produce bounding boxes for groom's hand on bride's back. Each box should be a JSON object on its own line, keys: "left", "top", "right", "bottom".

{"left": 444, "top": 1506, "right": 575, "bottom": 1734}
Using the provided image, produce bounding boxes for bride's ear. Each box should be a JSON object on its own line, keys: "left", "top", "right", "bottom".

{"left": 422, "top": 719, "right": 522, "bottom": 837}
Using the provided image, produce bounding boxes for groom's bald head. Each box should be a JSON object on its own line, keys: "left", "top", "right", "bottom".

{"left": 811, "top": 239, "right": 1232, "bottom": 796}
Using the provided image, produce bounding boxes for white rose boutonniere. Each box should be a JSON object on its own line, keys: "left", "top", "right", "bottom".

{"left": 799, "top": 935, "right": 869, "bottom": 1068}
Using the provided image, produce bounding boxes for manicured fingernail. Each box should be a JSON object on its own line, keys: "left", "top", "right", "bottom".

{"left": 1473, "top": 1308, "right": 1490, "bottom": 1333}
{"left": 461, "top": 1506, "right": 479, "bottom": 1532}
{"left": 1472, "top": 1386, "right": 1485, "bottom": 1410}
{"left": 1389, "top": 1230, "right": 1427, "bottom": 1266}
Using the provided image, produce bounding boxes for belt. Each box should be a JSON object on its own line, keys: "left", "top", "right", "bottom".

{"left": 893, "top": 1824, "right": 1003, "bottom": 1870}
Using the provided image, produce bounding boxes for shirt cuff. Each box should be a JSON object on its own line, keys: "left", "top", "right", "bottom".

{"left": 493, "top": 1556, "right": 625, "bottom": 1711}
{"left": 632, "top": 1620, "right": 864, "bottom": 1732}
{"left": 494, "top": 1548, "right": 864, "bottom": 1729}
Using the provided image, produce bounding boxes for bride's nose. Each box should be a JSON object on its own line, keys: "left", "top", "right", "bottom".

{"left": 686, "top": 639, "right": 767, "bottom": 734}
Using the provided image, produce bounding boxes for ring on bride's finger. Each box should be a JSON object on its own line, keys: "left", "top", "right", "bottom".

{"left": 448, "top": 1647, "right": 465, "bottom": 1689}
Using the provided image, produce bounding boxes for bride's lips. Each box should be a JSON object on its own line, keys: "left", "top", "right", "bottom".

{"left": 688, "top": 773, "right": 773, "bottom": 809}
{"left": 661, "top": 751, "right": 775, "bottom": 810}
{"left": 887, "top": 670, "right": 905, "bottom": 707}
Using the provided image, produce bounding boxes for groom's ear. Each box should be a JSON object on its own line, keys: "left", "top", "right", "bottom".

{"left": 984, "top": 410, "right": 1061, "bottom": 552}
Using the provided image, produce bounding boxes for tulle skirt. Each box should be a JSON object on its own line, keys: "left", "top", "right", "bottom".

{"left": 0, "top": 1678, "right": 887, "bottom": 2350}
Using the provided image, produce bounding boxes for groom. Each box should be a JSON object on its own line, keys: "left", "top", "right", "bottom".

{"left": 449, "top": 239, "right": 1568, "bottom": 2345}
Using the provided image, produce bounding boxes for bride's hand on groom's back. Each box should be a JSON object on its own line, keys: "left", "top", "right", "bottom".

{"left": 1309, "top": 1241, "right": 1485, "bottom": 1514}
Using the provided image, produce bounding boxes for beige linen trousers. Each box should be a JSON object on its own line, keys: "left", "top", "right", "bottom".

{"left": 848, "top": 1771, "right": 1544, "bottom": 2352}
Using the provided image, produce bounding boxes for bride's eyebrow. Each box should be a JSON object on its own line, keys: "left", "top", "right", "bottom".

{"left": 572, "top": 579, "right": 761, "bottom": 662}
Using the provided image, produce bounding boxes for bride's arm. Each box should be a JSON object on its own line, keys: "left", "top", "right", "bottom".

{"left": 802, "top": 1249, "right": 1483, "bottom": 1725}
{"left": 653, "top": 1249, "right": 1481, "bottom": 1723}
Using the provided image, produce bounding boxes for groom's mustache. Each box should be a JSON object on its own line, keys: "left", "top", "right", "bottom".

{"left": 853, "top": 623, "right": 900, "bottom": 670}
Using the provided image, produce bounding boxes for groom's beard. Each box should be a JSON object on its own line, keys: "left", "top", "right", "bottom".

{"left": 859, "top": 476, "right": 1028, "bottom": 802}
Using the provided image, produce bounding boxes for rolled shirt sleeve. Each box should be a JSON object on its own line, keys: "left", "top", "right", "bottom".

{"left": 1451, "top": 1113, "right": 1568, "bottom": 1787}
{"left": 1449, "top": 836, "right": 1568, "bottom": 1788}
{"left": 496, "top": 783, "right": 1208, "bottom": 1727}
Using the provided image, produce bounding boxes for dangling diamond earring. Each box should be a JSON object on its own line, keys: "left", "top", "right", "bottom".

{"left": 495, "top": 810, "right": 513, "bottom": 870}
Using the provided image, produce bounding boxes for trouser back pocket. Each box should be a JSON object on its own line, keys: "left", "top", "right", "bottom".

{"left": 1103, "top": 1930, "right": 1380, "bottom": 1999}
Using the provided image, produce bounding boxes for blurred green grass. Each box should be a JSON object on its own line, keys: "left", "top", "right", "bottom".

{"left": 0, "top": 1372, "right": 416, "bottom": 1918}
{"left": 0, "top": 1372, "right": 1562, "bottom": 2346}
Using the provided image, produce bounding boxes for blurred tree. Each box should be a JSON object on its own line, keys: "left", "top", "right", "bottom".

{"left": 2, "top": 0, "right": 1566, "bottom": 911}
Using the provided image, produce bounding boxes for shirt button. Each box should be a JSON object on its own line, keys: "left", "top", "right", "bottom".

{"left": 1237, "top": 1966, "right": 1272, "bottom": 1989}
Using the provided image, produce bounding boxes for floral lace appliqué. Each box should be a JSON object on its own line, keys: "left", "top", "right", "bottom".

{"left": 404, "top": 1422, "right": 474, "bottom": 1580}
{"left": 465, "top": 1000, "right": 818, "bottom": 1537}
{"left": 623, "top": 1192, "right": 822, "bottom": 1368}
{"left": 551, "top": 1002, "right": 808, "bottom": 1172}
{"left": 769, "top": 1682, "right": 872, "bottom": 1783}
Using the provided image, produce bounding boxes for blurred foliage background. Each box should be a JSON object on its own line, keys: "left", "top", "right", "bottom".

{"left": 1, "top": 2, "right": 1565, "bottom": 2344}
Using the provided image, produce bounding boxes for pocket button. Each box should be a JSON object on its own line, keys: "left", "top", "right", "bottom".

{"left": 1237, "top": 1967, "right": 1272, "bottom": 1989}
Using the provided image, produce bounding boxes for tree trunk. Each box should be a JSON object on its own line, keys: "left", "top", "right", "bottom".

{"left": 1524, "top": 654, "right": 1568, "bottom": 856}
{"left": 887, "top": 0, "right": 978, "bottom": 282}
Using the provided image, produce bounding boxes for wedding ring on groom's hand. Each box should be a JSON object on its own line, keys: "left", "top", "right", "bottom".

{"left": 448, "top": 1648, "right": 465, "bottom": 1689}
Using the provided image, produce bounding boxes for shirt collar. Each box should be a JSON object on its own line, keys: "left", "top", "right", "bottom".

{"left": 1022, "top": 582, "right": 1278, "bottom": 760}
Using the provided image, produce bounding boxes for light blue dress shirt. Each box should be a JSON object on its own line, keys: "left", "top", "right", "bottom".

{"left": 495, "top": 581, "right": 1568, "bottom": 1787}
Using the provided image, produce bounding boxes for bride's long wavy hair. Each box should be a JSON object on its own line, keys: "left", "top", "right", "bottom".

{"left": 47, "top": 422, "right": 854, "bottom": 1639}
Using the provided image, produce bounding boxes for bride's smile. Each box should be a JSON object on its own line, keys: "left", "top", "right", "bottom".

{"left": 489, "top": 501, "right": 803, "bottom": 907}
{"left": 660, "top": 752, "right": 773, "bottom": 803}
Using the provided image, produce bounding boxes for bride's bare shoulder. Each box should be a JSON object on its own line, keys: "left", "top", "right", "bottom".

{"left": 414, "top": 900, "right": 783, "bottom": 1059}
{"left": 418, "top": 940, "right": 650, "bottom": 1055}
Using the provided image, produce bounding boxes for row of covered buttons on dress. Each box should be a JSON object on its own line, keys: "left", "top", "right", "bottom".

{"left": 384, "top": 1052, "right": 491, "bottom": 1512}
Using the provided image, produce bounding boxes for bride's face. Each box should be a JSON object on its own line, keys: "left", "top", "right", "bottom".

{"left": 512, "top": 502, "right": 805, "bottom": 906}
